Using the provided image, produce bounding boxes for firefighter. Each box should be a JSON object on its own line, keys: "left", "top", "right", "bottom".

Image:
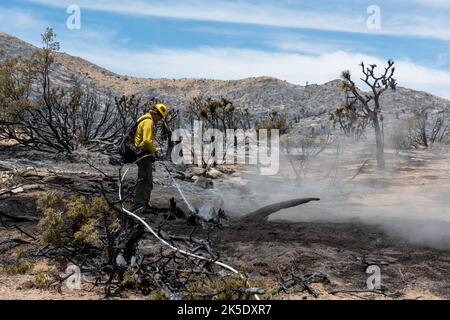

{"left": 133, "top": 103, "right": 168, "bottom": 211}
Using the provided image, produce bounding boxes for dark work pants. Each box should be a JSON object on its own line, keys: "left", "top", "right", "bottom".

{"left": 134, "top": 157, "right": 153, "bottom": 208}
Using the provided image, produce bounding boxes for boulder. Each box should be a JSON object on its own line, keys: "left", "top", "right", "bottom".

{"left": 194, "top": 176, "right": 214, "bottom": 189}
{"left": 184, "top": 166, "right": 206, "bottom": 179}
{"left": 216, "top": 164, "right": 240, "bottom": 174}
{"left": 206, "top": 168, "right": 223, "bottom": 179}
{"left": 191, "top": 167, "right": 206, "bottom": 175}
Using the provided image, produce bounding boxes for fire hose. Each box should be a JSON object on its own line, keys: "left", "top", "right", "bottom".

{"left": 119, "top": 155, "right": 260, "bottom": 300}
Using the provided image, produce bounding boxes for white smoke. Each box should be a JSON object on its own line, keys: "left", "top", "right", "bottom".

{"left": 211, "top": 135, "right": 450, "bottom": 249}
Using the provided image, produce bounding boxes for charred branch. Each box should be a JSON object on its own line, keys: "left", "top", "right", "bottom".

{"left": 240, "top": 198, "right": 320, "bottom": 222}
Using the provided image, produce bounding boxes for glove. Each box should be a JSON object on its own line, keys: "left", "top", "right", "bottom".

{"left": 135, "top": 147, "right": 149, "bottom": 158}
{"left": 154, "top": 148, "right": 165, "bottom": 161}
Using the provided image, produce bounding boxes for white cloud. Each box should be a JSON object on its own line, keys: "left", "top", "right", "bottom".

{"left": 385, "top": 14, "right": 450, "bottom": 40}
{"left": 272, "top": 37, "right": 361, "bottom": 56}
{"left": 29, "top": 0, "right": 366, "bottom": 33}
{"left": 0, "top": 8, "right": 49, "bottom": 43}
{"left": 414, "top": 0, "right": 450, "bottom": 9}
{"left": 28, "top": 0, "right": 450, "bottom": 41}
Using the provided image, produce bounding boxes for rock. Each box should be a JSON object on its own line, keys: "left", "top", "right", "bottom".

{"left": 183, "top": 166, "right": 206, "bottom": 179}
{"left": 174, "top": 163, "right": 188, "bottom": 172}
{"left": 191, "top": 175, "right": 200, "bottom": 182}
{"left": 167, "top": 172, "right": 185, "bottom": 181}
{"left": 216, "top": 165, "right": 240, "bottom": 174}
{"left": 206, "top": 168, "right": 223, "bottom": 179}
{"left": 191, "top": 167, "right": 206, "bottom": 176}
{"left": 194, "top": 176, "right": 214, "bottom": 189}
{"left": 11, "top": 187, "right": 24, "bottom": 194}
{"left": 3, "top": 184, "right": 41, "bottom": 195}
{"left": 115, "top": 254, "right": 127, "bottom": 268}
{"left": 17, "top": 280, "right": 34, "bottom": 290}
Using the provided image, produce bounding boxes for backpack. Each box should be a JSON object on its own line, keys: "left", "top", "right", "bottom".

{"left": 119, "top": 116, "right": 151, "bottom": 164}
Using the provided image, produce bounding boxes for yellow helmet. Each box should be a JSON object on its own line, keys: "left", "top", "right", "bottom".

{"left": 154, "top": 103, "right": 168, "bottom": 118}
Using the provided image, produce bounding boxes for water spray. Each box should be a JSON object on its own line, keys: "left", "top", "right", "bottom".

{"left": 159, "top": 161, "right": 196, "bottom": 214}
{"left": 119, "top": 155, "right": 260, "bottom": 300}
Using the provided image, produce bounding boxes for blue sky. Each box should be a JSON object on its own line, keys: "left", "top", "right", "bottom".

{"left": 1, "top": 0, "right": 450, "bottom": 98}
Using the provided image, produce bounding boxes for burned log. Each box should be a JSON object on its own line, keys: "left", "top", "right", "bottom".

{"left": 0, "top": 210, "right": 39, "bottom": 223}
{"left": 239, "top": 198, "right": 320, "bottom": 223}
{"left": 148, "top": 197, "right": 320, "bottom": 225}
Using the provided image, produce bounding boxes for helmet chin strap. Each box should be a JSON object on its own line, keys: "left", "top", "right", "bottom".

{"left": 148, "top": 110, "right": 160, "bottom": 122}
{"left": 162, "top": 118, "right": 170, "bottom": 132}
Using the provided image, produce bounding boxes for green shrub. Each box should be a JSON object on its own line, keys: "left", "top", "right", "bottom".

{"left": 36, "top": 190, "right": 64, "bottom": 213}
{"left": 37, "top": 191, "right": 117, "bottom": 247}
{"left": 4, "top": 260, "right": 32, "bottom": 275}
{"left": 121, "top": 267, "right": 137, "bottom": 289}
{"left": 147, "top": 290, "right": 166, "bottom": 300}
{"left": 33, "top": 271, "right": 50, "bottom": 289}
{"left": 38, "top": 208, "right": 65, "bottom": 246}
{"left": 188, "top": 274, "right": 257, "bottom": 300}
{"left": 74, "top": 219, "right": 99, "bottom": 244}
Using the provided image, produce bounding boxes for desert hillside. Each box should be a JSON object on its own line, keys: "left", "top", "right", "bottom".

{"left": 1, "top": 32, "right": 449, "bottom": 120}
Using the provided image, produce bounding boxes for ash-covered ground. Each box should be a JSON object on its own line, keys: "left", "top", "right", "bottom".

{"left": 1, "top": 140, "right": 450, "bottom": 300}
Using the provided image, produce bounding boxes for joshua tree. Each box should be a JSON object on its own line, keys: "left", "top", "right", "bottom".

{"left": 330, "top": 94, "right": 370, "bottom": 141}
{"left": 0, "top": 28, "right": 177, "bottom": 156}
{"left": 255, "top": 111, "right": 289, "bottom": 135}
{"left": 339, "top": 60, "right": 397, "bottom": 169}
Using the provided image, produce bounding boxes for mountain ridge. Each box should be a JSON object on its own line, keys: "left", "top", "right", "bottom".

{"left": 1, "top": 32, "right": 449, "bottom": 120}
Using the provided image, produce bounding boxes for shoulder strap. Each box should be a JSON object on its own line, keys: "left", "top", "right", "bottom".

{"left": 137, "top": 115, "right": 151, "bottom": 125}
{"left": 130, "top": 115, "right": 152, "bottom": 138}
{"left": 133, "top": 115, "right": 152, "bottom": 130}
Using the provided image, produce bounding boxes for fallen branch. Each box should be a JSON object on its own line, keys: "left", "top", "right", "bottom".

{"left": 0, "top": 210, "right": 39, "bottom": 223}
{"left": 275, "top": 264, "right": 329, "bottom": 298}
{"left": 330, "top": 288, "right": 402, "bottom": 298}
{"left": 0, "top": 238, "right": 33, "bottom": 253}
{"left": 346, "top": 159, "right": 370, "bottom": 183}
{"left": 240, "top": 198, "right": 320, "bottom": 222}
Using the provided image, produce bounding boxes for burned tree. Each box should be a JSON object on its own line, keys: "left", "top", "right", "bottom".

{"left": 185, "top": 96, "right": 253, "bottom": 167}
{"left": 393, "top": 107, "right": 450, "bottom": 150}
{"left": 0, "top": 28, "right": 122, "bottom": 154}
{"left": 187, "top": 96, "right": 252, "bottom": 132}
{"left": 337, "top": 60, "right": 397, "bottom": 169}
{"left": 330, "top": 95, "right": 370, "bottom": 141}
{"left": 0, "top": 28, "right": 178, "bottom": 158}
{"left": 255, "top": 111, "right": 289, "bottom": 135}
